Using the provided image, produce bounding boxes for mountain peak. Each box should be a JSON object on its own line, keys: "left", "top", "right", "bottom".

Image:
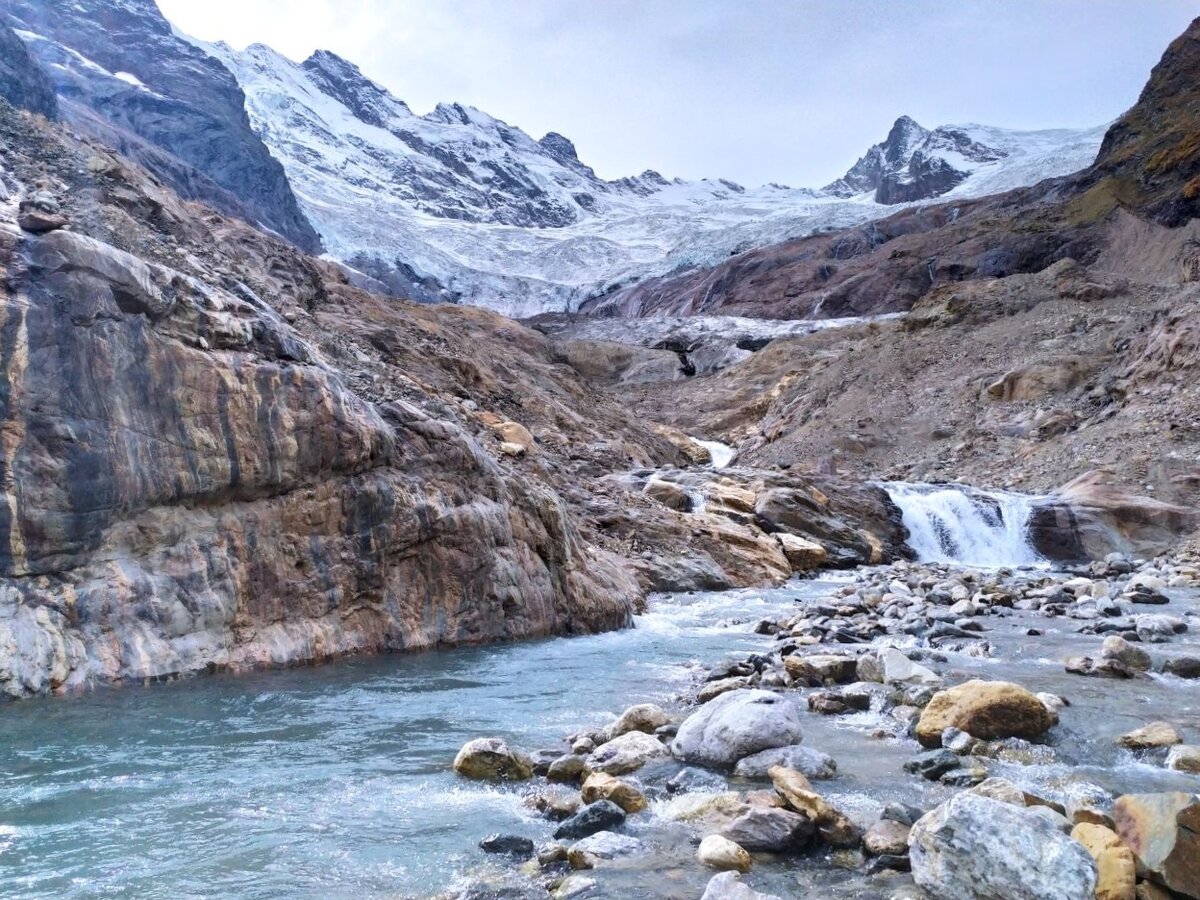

{"left": 300, "top": 48, "right": 411, "bottom": 126}
{"left": 539, "top": 131, "right": 579, "bottom": 162}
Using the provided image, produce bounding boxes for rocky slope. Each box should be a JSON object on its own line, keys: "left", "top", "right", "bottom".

{"left": 1, "top": 0, "right": 321, "bottom": 253}
{"left": 0, "top": 20, "right": 55, "bottom": 118}
{"left": 557, "top": 18, "right": 1200, "bottom": 549}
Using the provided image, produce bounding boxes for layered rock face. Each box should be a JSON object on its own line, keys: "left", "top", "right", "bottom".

{"left": 0, "top": 110, "right": 642, "bottom": 699}
{"left": 0, "top": 100, "right": 917, "bottom": 698}
{"left": 2, "top": 0, "right": 321, "bottom": 252}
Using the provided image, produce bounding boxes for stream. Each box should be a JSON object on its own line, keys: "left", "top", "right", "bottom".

{"left": 1, "top": 484, "right": 1198, "bottom": 899}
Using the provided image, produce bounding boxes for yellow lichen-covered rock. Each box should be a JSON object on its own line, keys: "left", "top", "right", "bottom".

{"left": 1071, "top": 823, "right": 1137, "bottom": 900}
{"left": 580, "top": 772, "right": 647, "bottom": 814}
{"left": 915, "top": 680, "right": 1058, "bottom": 748}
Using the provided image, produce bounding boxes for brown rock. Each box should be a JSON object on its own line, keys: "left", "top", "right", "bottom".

{"left": 864, "top": 819, "right": 910, "bottom": 856}
{"left": 769, "top": 765, "right": 861, "bottom": 847}
{"left": 784, "top": 653, "right": 858, "bottom": 686}
{"left": 17, "top": 206, "right": 68, "bottom": 233}
{"left": 1113, "top": 792, "right": 1200, "bottom": 897}
{"left": 643, "top": 478, "right": 693, "bottom": 512}
{"left": 1117, "top": 722, "right": 1182, "bottom": 750}
{"left": 580, "top": 772, "right": 647, "bottom": 814}
{"left": 915, "top": 680, "right": 1058, "bottom": 748}
{"left": 776, "top": 533, "right": 828, "bottom": 571}
{"left": 1072, "top": 822, "right": 1137, "bottom": 900}
{"left": 453, "top": 738, "right": 534, "bottom": 781}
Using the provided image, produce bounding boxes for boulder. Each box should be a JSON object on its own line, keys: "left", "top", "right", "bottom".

{"left": 479, "top": 833, "right": 535, "bottom": 858}
{"left": 1112, "top": 792, "right": 1200, "bottom": 897}
{"left": 864, "top": 819, "right": 911, "bottom": 856}
{"left": 783, "top": 654, "right": 858, "bottom": 685}
{"left": 776, "top": 533, "right": 828, "bottom": 571}
{"left": 663, "top": 792, "right": 751, "bottom": 831}
{"left": 1116, "top": 722, "right": 1182, "bottom": 751}
{"left": 606, "top": 703, "right": 670, "bottom": 740}
{"left": 554, "top": 800, "right": 627, "bottom": 841}
{"left": 909, "top": 793, "right": 1098, "bottom": 900}
{"left": 580, "top": 772, "right": 647, "bottom": 814}
{"left": 878, "top": 647, "right": 942, "bottom": 685}
{"left": 672, "top": 690, "right": 804, "bottom": 768}
{"left": 1071, "top": 823, "right": 1136, "bottom": 900}
{"left": 769, "top": 766, "right": 861, "bottom": 847}
{"left": 1163, "top": 656, "right": 1200, "bottom": 679}
{"left": 971, "top": 776, "right": 1029, "bottom": 807}
{"left": 547, "top": 754, "right": 586, "bottom": 783}
{"left": 700, "top": 872, "right": 784, "bottom": 900}
{"left": 644, "top": 477, "right": 694, "bottom": 512}
{"left": 585, "top": 730, "right": 669, "bottom": 775}
{"left": 1165, "top": 745, "right": 1200, "bottom": 773}
{"left": 719, "top": 807, "right": 813, "bottom": 853}
{"left": 1102, "top": 636, "right": 1153, "bottom": 671}
{"left": 697, "top": 834, "right": 753, "bottom": 872}
{"left": 915, "top": 680, "right": 1058, "bottom": 748}
{"left": 732, "top": 744, "right": 837, "bottom": 780}
{"left": 452, "top": 738, "right": 534, "bottom": 781}
{"left": 566, "top": 830, "right": 641, "bottom": 869}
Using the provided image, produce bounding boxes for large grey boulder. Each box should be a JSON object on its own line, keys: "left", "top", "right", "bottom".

{"left": 909, "top": 793, "right": 1097, "bottom": 900}
{"left": 672, "top": 690, "right": 804, "bottom": 768}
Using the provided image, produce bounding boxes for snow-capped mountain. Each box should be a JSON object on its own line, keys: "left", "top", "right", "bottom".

{"left": 825, "top": 115, "right": 1107, "bottom": 204}
{"left": 206, "top": 39, "right": 1106, "bottom": 317}
{"left": 3, "top": 0, "right": 1108, "bottom": 318}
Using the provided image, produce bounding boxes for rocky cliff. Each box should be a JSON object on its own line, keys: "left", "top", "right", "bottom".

{"left": 0, "top": 20, "right": 55, "bottom": 119}
{"left": 2, "top": 0, "right": 321, "bottom": 253}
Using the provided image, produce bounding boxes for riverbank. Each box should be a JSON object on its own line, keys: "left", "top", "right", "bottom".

{"left": 448, "top": 552, "right": 1200, "bottom": 899}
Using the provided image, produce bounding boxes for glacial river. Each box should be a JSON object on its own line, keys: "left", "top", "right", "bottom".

{"left": 3, "top": 571, "right": 1199, "bottom": 899}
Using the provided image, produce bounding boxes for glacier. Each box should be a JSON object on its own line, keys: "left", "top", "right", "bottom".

{"left": 203, "top": 40, "right": 1107, "bottom": 318}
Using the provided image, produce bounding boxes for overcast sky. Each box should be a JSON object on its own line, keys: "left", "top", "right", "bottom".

{"left": 157, "top": 0, "right": 1197, "bottom": 187}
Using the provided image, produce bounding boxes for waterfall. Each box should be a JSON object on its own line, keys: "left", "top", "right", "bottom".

{"left": 691, "top": 438, "right": 735, "bottom": 469}
{"left": 883, "top": 482, "right": 1045, "bottom": 567}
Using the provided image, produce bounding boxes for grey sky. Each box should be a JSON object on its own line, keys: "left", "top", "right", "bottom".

{"left": 157, "top": 0, "right": 1198, "bottom": 187}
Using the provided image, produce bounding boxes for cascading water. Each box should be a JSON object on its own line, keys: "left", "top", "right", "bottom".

{"left": 690, "top": 438, "right": 735, "bottom": 469}
{"left": 883, "top": 482, "right": 1045, "bottom": 567}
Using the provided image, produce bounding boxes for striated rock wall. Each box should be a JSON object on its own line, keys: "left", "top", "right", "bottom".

{"left": 0, "top": 192, "right": 637, "bottom": 699}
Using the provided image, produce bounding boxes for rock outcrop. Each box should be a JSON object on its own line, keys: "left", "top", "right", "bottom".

{"left": 0, "top": 104, "right": 691, "bottom": 698}
{"left": 0, "top": 20, "right": 56, "bottom": 118}
{"left": 0, "top": 216, "right": 638, "bottom": 698}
